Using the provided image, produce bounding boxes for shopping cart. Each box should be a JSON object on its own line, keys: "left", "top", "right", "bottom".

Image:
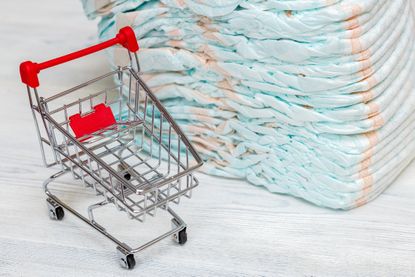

{"left": 19, "top": 26, "right": 203, "bottom": 269}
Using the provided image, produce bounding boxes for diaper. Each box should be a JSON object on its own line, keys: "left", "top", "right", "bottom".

{"left": 81, "top": 0, "right": 415, "bottom": 209}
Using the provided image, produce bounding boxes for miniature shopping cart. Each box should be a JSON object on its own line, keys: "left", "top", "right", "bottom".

{"left": 19, "top": 27, "right": 203, "bottom": 269}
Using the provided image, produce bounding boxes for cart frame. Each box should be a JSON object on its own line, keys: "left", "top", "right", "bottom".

{"left": 20, "top": 26, "right": 203, "bottom": 269}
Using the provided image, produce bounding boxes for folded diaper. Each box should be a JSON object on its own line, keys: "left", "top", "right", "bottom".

{"left": 81, "top": 0, "right": 415, "bottom": 209}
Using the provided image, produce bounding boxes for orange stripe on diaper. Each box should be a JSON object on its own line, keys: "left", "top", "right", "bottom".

{"left": 341, "top": 3, "right": 363, "bottom": 22}
{"left": 192, "top": 133, "right": 235, "bottom": 155}
{"left": 225, "top": 141, "right": 235, "bottom": 153}
{"left": 176, "top": 0, "right": 185, "bottom": 7}
{"left": 189, "top": 108, "right": 215, "bottom": 124}
{"left": 203, "top": 31, "right": 220, "bottom": 41}
{"left": 355, "top": 131, "right": 379, "bottom": 207}
{"left": 140, "top": 73, "right": 156, "bottom": 83}
{"left": 197, "top": 17, "right": 221, "bottom": 43}
{"left": 371, "top": 114, "right": 385, "bottom": 129}
{"left": 187, "top": 125, "right": 209, "bottom": 134}
{"left": 359, "top": 49, "right": 371, "bottom": 61}
{"left": 359, "top": 59, "right": 373, "bottom": 77}
{"left": 212, "top": 158, "right": 230, "bottom": 167}
{"left": 360, "top": 66, "right": 374, "bottom": 79}
{"left": 360, "top": 155, "right": 372, "bottom": 170}
{"left": 357, "top": 74, "right": 376, "bottom": 104}
{"left": 198, "top": 43, "right": 243, "bottom": 113}
{"left": 358, "top": 90, "right": 373, "bottom": 104}
{"left": 345, "top": 17, "right": 359, "bottom": 31}
{"left": 349, "top": 25, "right": 362, "bottom": 39}
{"left": 364, "top": 76, "right": 377, "bottom": 92}
{"left": 215, "top": 122, "right": 227, "bottom": 133}
{"left": 218, "top": 79, "right": 233, "bottom": 91}
{"left": 209, "top": 60, "right": 231, "bottom": 77}
{"left": 193, "top": 136, "right": 222, "bottom": 150}
{"left": 358, "top": 49, "right": 373, "bottom": 73}
{"left": 351, "top": 38, "right": 363, "bottom": 55}
{"left": 168, "top": 29, "right": 182, "bottom": 37}
{"left": 348, "top": 5, "right": 383, "bottom": 207}
{"left": 366, "top": 101, "right": 380, "bottom": 117}
{"left": 195, "top": 43, "right": 219, "bottom": 65}
{"left": 217, "top": 77, "right": 247, "bottom": 112}
{"left": 341, "top": 4, "right": 363, "bottom": 54}
{"left": 350, "top": 4, "right": 363, "bottom": 19}
{"left": 168, "top": 40, "right": 185, "bottom": 48}
{"left": 359, "top": 53, "right": 377, "bottom": 104}
{"left": 195, "top": 21, "right": 239, "bottom": 114}
{"left": 218, "top": 79, "right": 243, "bottom": 103}
{"left": 360, "top": 73, "right": 384, "bottom": 130}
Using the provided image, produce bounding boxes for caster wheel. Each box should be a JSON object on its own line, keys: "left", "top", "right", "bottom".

{"left": 122, "top": 173, "right": 131, "bottom": 190}
{"left": 117, "top": 247, "right": 136, "bottom": 270}
{"left": 178, "top": 228, "right": 187, "bottom": 245}
{"left": 124, "top": 173, "right": 131, "bottom": 180}
{"left": 55, "top": 206, "right": 65, "bottom": 220}
{"left": 126, "top": 254, "right": 136, "bottom": 269}
{"left": 172, "top": 228, "right": 187, "bottom": 245}
{"left": 119, "top": 253, "right": 135, "bottom": 269}
{"left": 171, "top": 218, "right": 187, "bottom": 245}
{"left": 46, "top": 198, "right": 64, "bottom": 220}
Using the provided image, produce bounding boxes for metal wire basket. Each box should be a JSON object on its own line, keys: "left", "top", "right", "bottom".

{"left": 19, "top": 26, "right": 203, "bottom": 269}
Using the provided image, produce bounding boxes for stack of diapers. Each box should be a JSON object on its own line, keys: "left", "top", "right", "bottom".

{"left": 81, "top": 0, "right": 415, "bottom": 209}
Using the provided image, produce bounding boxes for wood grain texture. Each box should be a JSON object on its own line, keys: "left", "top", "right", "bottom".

{"left": 0, "top": 1, "right": 414, "bottom": 276}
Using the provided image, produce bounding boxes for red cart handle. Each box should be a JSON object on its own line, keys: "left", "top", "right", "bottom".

{"left": 20, "top": 26, "right": 139, "bottom": 88}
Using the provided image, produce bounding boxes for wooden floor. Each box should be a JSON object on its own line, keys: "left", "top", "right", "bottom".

{"left": 1, "top": 1, "right": 414, "bottom": 276}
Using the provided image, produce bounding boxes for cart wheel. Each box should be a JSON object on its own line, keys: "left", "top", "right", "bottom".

{"left": 122, "top": 173, "right": 131, "bottom": 190}
{"left": 124, "top": 173, "right": 131, "bottom": 180}
{"left": 126, "top": 254, "right": 136, "bottom": 269}
{"left": 171, "top": 219, "right": 187, "bottom": 245}
{"left": 119, "top": 253, "right": 135, "bottom": 269}
{"left": 173, "top": 228, "right": 187, "bottom": 245}
{"left": 178, "top": 228, "right": 187, "bottom": 245}
{"left": 46, "top": 198, "right": 64, "bottom": 221}
{"left": 55, "top": 206, "right": 65, "bottom": 220}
